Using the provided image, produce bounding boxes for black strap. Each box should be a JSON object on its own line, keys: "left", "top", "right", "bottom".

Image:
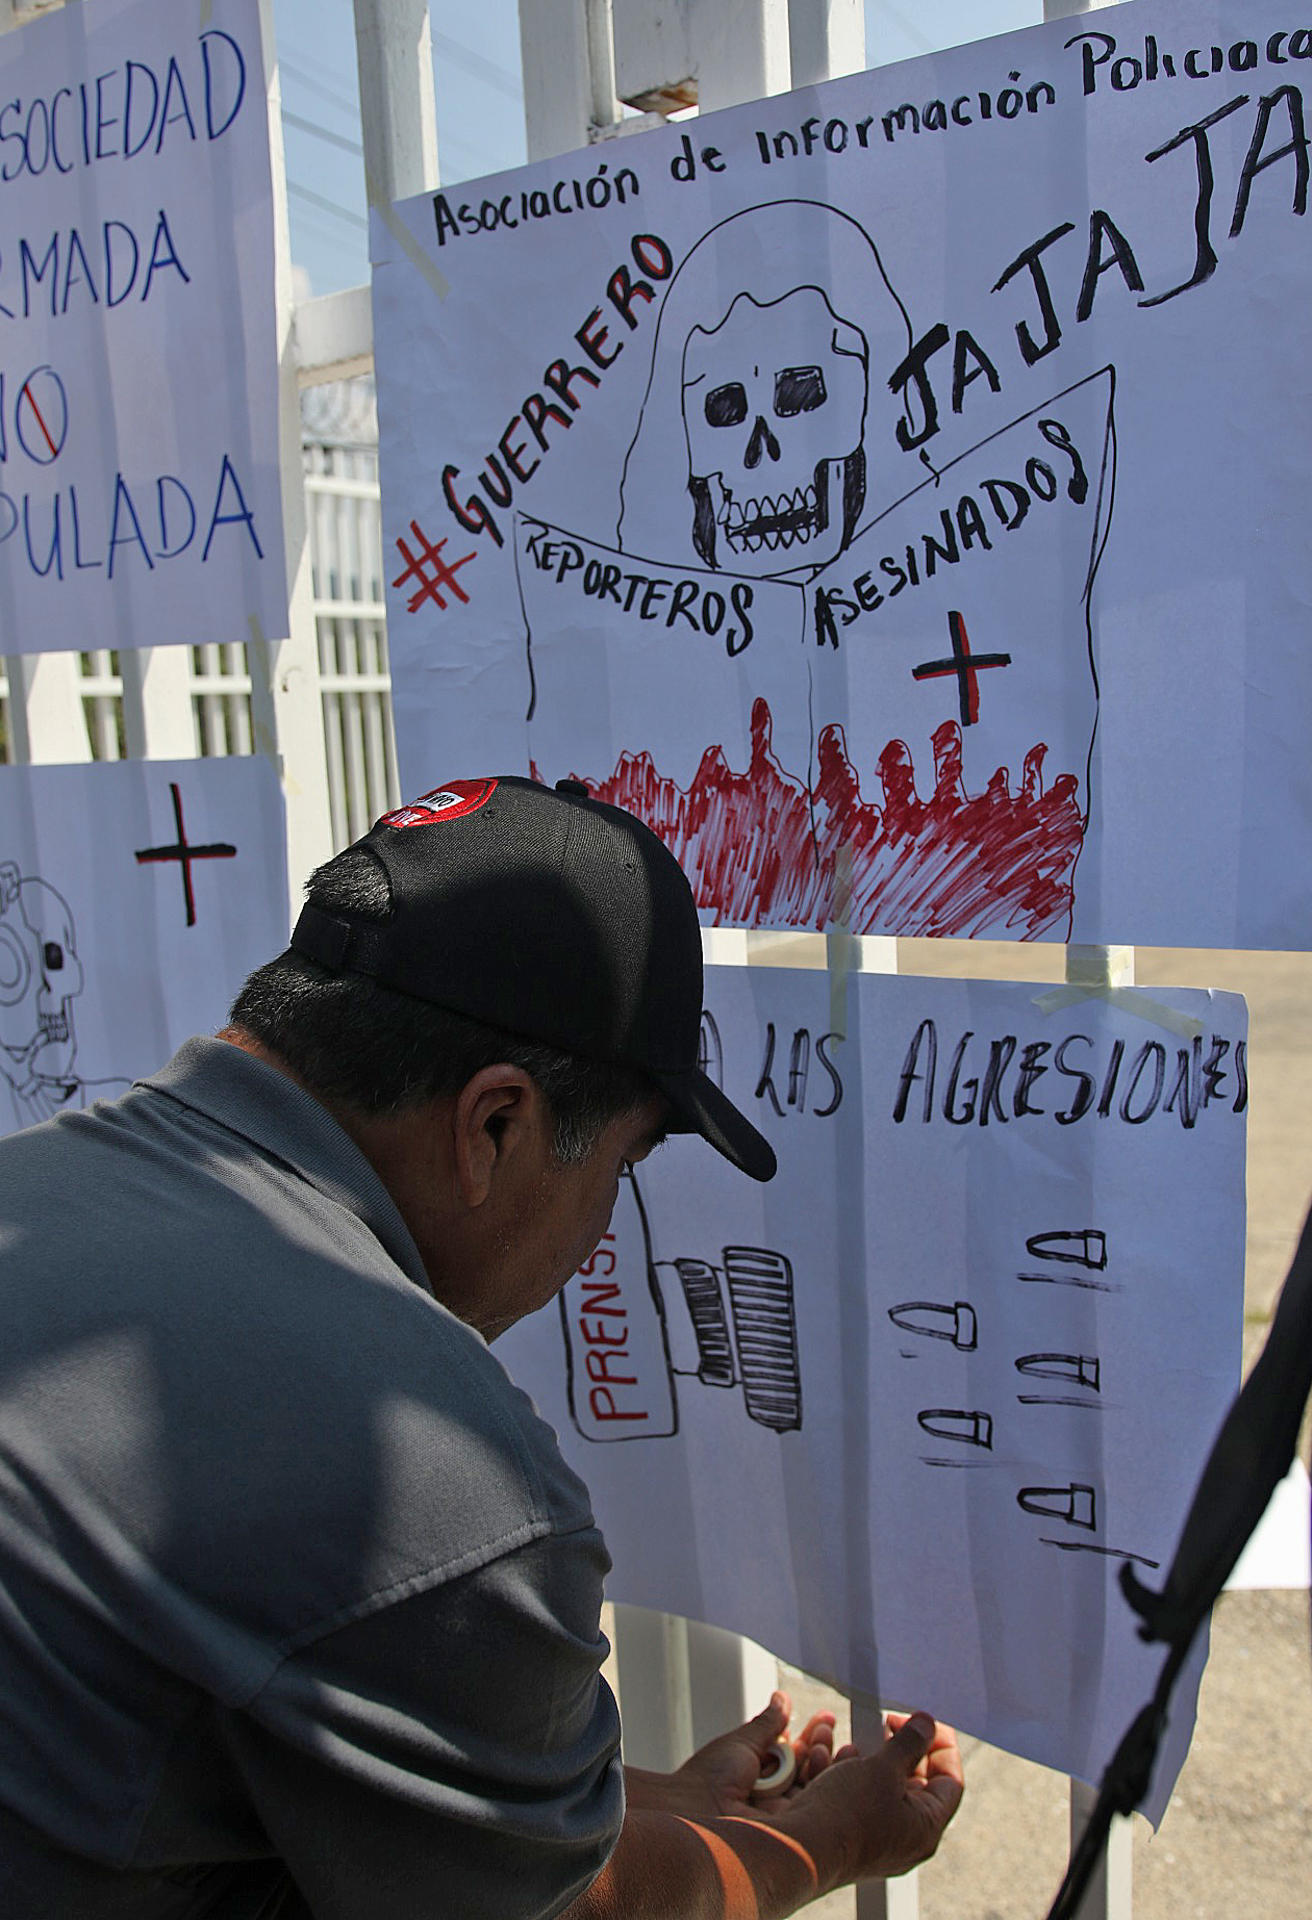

{"left": 289, "top": 904, "right": 389, "bottom": 977}
{"left": 1045, "top": 1197, "right": 1312, "bottom": 1920}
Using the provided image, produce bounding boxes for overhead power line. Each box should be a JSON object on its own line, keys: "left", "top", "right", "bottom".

{"left": 280, "top": 56, "right": 362, "bottom": 122}
{"left": 283, "top": 109, "right": 364, "bottom": 157}
{"left": 430, "top": 28, "right": 522, "bottom": 102}
{"left": 287, "top": 181, "right": 368, "bottom": 230}
{"left": 879, "top": 2, "right": 934, "bottom": 54}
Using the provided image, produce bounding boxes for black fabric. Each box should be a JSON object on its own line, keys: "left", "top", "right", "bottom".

{"left": 0, "top": 1804, "right": 309, "bottom": 1920}
{"left": 1044, "top": 1197, "right": 1312, "bottom": 1920}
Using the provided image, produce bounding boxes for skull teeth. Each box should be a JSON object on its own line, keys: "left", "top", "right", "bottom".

{"left": 719, "top": 480, "right": 823, "bottom": 551}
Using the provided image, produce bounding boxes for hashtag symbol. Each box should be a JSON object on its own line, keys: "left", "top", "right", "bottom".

{"left": 392, "top": 520, "right": 477, "bottom": 613}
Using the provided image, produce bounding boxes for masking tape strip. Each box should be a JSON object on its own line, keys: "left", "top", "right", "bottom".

{"left": 246, "top": 614, "right": 287, "bottom": 778}
{"left": 370, "top": 192, "right": 449, "bottom": 302}
{"left": 1031, "top": 981, "right": 1207, "bottom": 1042}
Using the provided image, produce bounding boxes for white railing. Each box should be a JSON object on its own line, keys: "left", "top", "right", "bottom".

{"left": 0, "top": 433, "right": 398, "bottom": 851}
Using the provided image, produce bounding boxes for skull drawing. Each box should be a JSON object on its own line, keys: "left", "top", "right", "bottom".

{"left": 0, "top": 862, "right": 84, "bottom": 1125}
{"left": 681, "top": 289, "right": 869, "bottom": 578}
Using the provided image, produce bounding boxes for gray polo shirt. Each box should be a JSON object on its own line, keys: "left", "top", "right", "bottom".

{"left": 0, "top": 1038, "right": 623, "bottom": 1918}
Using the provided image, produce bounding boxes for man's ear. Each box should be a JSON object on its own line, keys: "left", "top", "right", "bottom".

{"left": 452, "top": 1065, "right": 545, "bottom": 1207}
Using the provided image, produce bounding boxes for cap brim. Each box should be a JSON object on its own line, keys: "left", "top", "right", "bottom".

{"left": 649, "top": 1066, "right": 777, "bottom": 1182}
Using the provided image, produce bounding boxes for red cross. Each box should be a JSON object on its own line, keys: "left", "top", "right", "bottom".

{"left": 912, "top": 611, "right": 1011, "bottom": 726}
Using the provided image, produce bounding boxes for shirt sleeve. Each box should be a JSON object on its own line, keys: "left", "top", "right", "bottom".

{"left": 213, "top": 1525, "right": 624, "bottom": 1920}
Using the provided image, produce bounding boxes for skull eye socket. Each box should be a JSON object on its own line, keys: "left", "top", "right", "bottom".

{"left": 705, "top": 383, "right": 748, "bottom": 428}
{"left": 774, "top": 366, "right": 827, "bottom": 418}
{"left": 43, "top": 943, "right": 63, "bottom": 972}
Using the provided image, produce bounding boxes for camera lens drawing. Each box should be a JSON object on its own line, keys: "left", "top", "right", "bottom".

{"left": 559, "top": 1168, "right": 803, "bottom": 1442}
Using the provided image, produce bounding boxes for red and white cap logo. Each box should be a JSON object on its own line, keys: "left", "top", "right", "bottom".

{"left": 378, "top": 778, "right": 498, "bottom": 829}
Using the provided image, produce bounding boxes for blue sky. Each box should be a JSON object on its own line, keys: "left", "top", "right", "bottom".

{"left": 273, "top": 0, "right": 1042, "bottom": 297}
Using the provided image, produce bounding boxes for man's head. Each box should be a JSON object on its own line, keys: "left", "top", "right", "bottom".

{"left": 227, "top": 776, "right": 774, "bottom": 1333}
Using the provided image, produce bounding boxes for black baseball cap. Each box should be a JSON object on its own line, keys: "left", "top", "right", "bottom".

{"left": 289, "top": 774, "right": 776, "bottom": 1182}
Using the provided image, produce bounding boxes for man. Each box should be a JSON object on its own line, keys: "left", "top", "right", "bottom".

{"left": 0, "top": 773, "right": 961, "bottom": 1916}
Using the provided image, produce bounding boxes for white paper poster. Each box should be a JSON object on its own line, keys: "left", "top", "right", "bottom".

{"left": 0, "top": 755, "right": 286, "bottom": 1134}
{"left": 0, "top": 0, "right": 285, "bottom": 653}
{"left": 496, "top": 967, "right": 1248, "bottom": 1814}
{"left": 375, "top": 0, "right": 1312, "bottom": 948}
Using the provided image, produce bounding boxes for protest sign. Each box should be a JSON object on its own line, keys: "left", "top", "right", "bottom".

{"left": 496, "top": 964, "right": 1248, "bottom": 1815}
{"left": 0, "top": 0, "right": 284, "bottom": 653}
{"left": 374, "top": 0, "right": 1312, "bottom": 948}
{"left": 0, "top": 755, "right": 285, "bottom": 1133}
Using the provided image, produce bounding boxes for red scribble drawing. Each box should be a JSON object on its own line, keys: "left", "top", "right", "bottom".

{"left": 392, "top": 520, "right": 477, "bottom": 613}
{"left": 538, "top": 698, "right": 1082, "bottom": 939}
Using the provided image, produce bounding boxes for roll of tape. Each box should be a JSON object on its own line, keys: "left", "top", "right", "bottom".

{"left": 752, "top": 1738, "right": 798, "bottom": 1798}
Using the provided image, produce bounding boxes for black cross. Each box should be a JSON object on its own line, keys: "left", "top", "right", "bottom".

{"left": 912, "top": 610, "right": 1011, "bottom": 726}
{"left": 135, "top": 783, "right": 237, "bottom": 927}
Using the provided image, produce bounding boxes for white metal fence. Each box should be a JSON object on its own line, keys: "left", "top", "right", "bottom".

{"left": 0, "top": 385, "right": 398, "bottom": 852}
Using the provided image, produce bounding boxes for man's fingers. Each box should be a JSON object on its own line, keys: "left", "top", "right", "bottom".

{"left": 882, "top": 1711, "right": 937, "bottom": 1773}
{"left": 744, "top": 1690, "right": 791, "bottom": 1752}
{"left": 924, "top": 1723, "right": 963, "bottom": 1787}
{"left": 923, "top": 1770, "right": 965, "bottom": 1818}
{"left": 900, "top": 1721, "right": 963, "bottom": 1832}
{"left": 792, "top": 1712, "right": 836, "bottom": 1758}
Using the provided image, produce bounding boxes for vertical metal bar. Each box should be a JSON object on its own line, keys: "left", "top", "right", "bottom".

{"left": 1037, "top": 0, "right": 1134, "bottom": 1908}
{"left": 519, "top": 0, "right": 597, "bottom": 161}
{"left": 853, "top": 1701, "right": 919, "bottom": 1920}
{"left": 1071, "top": 1779, "right": 1134, "bottom": 1920}
{"left": 692, "top": 0, "right": 791, "bottom": 112}
{"left": 228, "top": 645, "right": 254, "bottom": 756}
{"left": 611, "top": 1602, "right": 696, "bottom": 1770}
{"left": 3, "top": 655, "right": 92, "bottom": 765}
{"left": 362, "top": 647, "right": 391, "bottom": 817}
{"left": 585, "top": 0, "right": 620, "bottom": 130}
{"left": 686, "top": 1620, "right": 780, "bottom": 1750}
{"left": 342, "top": 688, "right": 369, "bottom": 841}
{"left": 322, "top": 643, "right": 349, "bottom": 851}
{"left": 353, "top": 0, "right": 440, "bottom": 205}
{"left": 79, "top": 652, "right": 113, "bottom": 764}
{"left": 1044, "top": 0, "right": 1120, "bottom": 23}
{"left": 198, "top": 645, "right": 225, "bottom": 758}
{"left": 1067, "top": 945, "right": 1135, "bottom": 989}
{"left": 252, "top": 0, "right": 336, "bottom": 909}
{"left": 120, "top": 648, "right": 198, "bottom": 759}
{"left": 788, "top": 0, "right": 865, "bottom": 90}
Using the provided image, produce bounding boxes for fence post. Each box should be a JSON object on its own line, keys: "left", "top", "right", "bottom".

{"left": 253, "top": 0, "right": 336, "bottom": 902}
{"left": 2, "top": 655, "right": 91, "bottom": 765}
{"left": 519, "top": 0, "right": 599, "bottom": 159}
{"left": 787, "top": 0, "right": 865, "bottom": 89}
{"left": 353, "top": 0, "right": 440, "bottom": 206}
{"left": 120, "top": 651, "right": 198, "bottom": 761}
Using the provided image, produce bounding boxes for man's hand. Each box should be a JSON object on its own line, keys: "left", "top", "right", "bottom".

{"left": 625, "top": 1692, "right": 841, "bottom": 1821}
{"left": 619, "top": 1692, "right": 962, "bottom": 1903}
{"left": 572, "top": 1696, "right": 962, "bottom": 1920}
{"left": 772, "top": 1709, "right": 963, "bottom": 1889}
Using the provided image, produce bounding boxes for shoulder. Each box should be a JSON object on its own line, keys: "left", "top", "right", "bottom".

{"left": 0, "top": 1065, "right": 598, "bottom": 1666}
